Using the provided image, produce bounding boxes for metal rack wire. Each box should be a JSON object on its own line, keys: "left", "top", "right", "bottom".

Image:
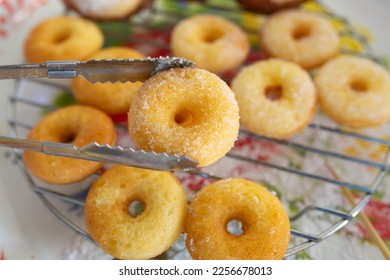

{"left": 6, "top": 0, "right": 390, "bottom": 259}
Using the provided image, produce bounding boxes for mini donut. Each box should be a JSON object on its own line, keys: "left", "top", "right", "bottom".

{"left": 314, "top": 55, "right": 390, "bottom": 129}
{"left": 184, "top": 178, "right": 291, "bottom": 260}
{"left": 170, "top": 14, "right": 250, "bottom": 73}
{"left": 231, "top": 59, "right": 316, "bottom": 139}
{"left": 236, "top": 0, "right": 308, "bottom": 14}
{"left": 260, "top": 10, "right": 339, "bottom": 69}
{"left": 85, "top": 165, "right": 188, "bottom": 260}
{"left": 24, "top": 16, "right": 104, "bottom": 63}
{"left": 128, "top": 67, "right": 240, "bottom": 167}
{"left": 23, "top": 105, "right": 116, "bottom": 184}
{"left": 72, "top": 47, "right": 145, "bottom": 115}
{"left": 62, "top": 0, "right": 147, "bottom": 21}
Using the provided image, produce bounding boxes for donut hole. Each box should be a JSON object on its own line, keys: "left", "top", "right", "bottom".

{"left": 226, "top": 219, "right": 244, "bottom": 236}
{"left": 52, "top": 28, "right": 72, "bottom": 44}
{"left": 63, "top": 134, "right": 76, "bottom": 143}
{"left": 264, "top": 85, "right": 283, "bottom": 101}
{"left": 203, "top": 28, "right": 225, "bottom": 43}
{"left": 292, "top": 24, "right": 312, "bottom": 40}
{"left": 59, "top": 131, "right": 77, "bottom": 144}
{"left": 350, "top": 79, "right": 369, "bottom": 93}
{"left": 174, "top": 109, "right": 195, "bottom": 127}
{"left": 128, "top": 199, "right": 145, "bottom": 218}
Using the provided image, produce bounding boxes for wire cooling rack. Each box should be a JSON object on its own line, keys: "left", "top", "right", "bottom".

{"left": 7, "top": 0, "right": 390, "bottom": 259}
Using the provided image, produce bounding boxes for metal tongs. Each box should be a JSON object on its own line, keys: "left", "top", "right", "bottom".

{"left": 0, "top": 56, "right": 195, "bottom": 83}
{"left": 0, "top": 57, "right": 199, "bottom": 171}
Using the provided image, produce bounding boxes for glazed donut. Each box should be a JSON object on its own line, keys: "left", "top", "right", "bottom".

{"left": 128, "top": 67, "right": 240, "bottom": 167}
{"left": 62, "top": 0, "right": 147, "bottom": 21}
{"left": 170, "top": 14, "right": 250, "bottom": 73}
{"left": 184, "top": 178, "right": 291, "bottom": 260}
{"left": 24, "top": 16, "right": 104, "bottom": 63}
{"left": 231, "top": 59, "right": 316, "bottom": 139}
{"left": 236, "top": 0, "right": 308, "bottom": 14}
{"left": 23, "top": 105, "right": 116, "bottom": 184}
{"left": 72, "top": 47, "right": 145, "bottom": 115}
{"left": 314, "top": 55, "right": 390, "bottom": 129}
{"left": 85, "top": 165, "right": 187, "bottom": 260}
{"left": 260, "top": 10, "right": 339, "bottom": 69}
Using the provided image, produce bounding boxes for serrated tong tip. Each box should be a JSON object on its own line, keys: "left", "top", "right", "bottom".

{"left": 81, "top": 142, "right": 199, "bottom": 171}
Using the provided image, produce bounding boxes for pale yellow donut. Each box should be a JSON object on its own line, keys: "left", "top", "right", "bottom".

{"left": 184, "top": 178, "right": 291, "bottom": 260}
{"left": 24, "top": 16, "right": 104, "bottom": 63}
{"left": 260, "top": 10, "right": 339, "bottom": 69}
{"left": 72, "top": 47, "right": 145, "bottom": 115}
{"left": 85, "top": 165, "right": 187, "bottom": 260}
{"left": 63, "top": 0, "right": 144, "bottom": 20}
{"left": 128, "top": 67, "right": 240, "bottom": 167}
{"left": 171, "top": 14, "right": 250, "bottom": 73}
{"left": 314, "top": 55, "right": 390, "bottom": 129}
{"left": 23, "top": 105, "right": 116, "bottom": 184}
{"left": 231, "top": 59, "right": 316, "bottom": 139}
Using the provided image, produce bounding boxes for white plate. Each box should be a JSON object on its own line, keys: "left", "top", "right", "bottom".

{"left": 0, "top": 0, "right": 389, "bottom": 260}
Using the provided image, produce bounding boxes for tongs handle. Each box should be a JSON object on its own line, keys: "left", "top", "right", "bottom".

{"left": 0, "top": 136, "right": 93, "bottom": 157}
{"left": 0, "top": 61, "right": 78, "bottom": 80}
{"left": 0, "top": 136, "right": 43, "bottom": 151}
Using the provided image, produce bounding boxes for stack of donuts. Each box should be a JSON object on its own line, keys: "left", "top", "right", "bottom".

{"left": 20, "top": 0, "right": 390, "bottom": 260}
{"left": 168, "top": 4, "right": 390, "bottom": 138}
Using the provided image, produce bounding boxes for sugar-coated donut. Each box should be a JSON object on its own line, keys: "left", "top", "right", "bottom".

{"left": 171, "top": 14, "right": 250, "bottom": 73}
{"left": 237, "top": 0, "right": 307, "bottom": 14}
{"left": 23, "top": 105, "right": 116, "bottom": 184}
{"left": 260, "top": 10, "right": 339, "bottom": 69}
{"left": 24, "top": 16, "right": 104, "bottom": 63}
{"left": 85, "top": 165, "right": 188, "bottom": 260}
{"left": 314, "top": 55, "right": 390, "bottom": 129}
{"left": 128, "top": 67, "right": 240, "bottom": 167}
{"left": 62, "top": 0, "right": 145, "bottom": 21}
{"left": 231, "top": 59, "right": 316, "bottom": 139}
{"left": 184, "top": 178, "right": 290, "bottom": 260}
{"left": 72, "top": 47, "right": 145, "bottom": 115}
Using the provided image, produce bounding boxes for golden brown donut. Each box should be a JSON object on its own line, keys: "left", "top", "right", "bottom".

{"left": 314, "top": 55, "right": 390, "bottom": 129}
{"left": 184, "top": 178, "right": 291, "bottom": 260}
{"left": 231, "top": 59, "right": 316, "bottom": 139}
{"left": 23, "top": 105, "right": 116, "bottom": 184}
{"left": 128, "top": 67, "right": 240, "bottom": 167}
{"left": 72, "top": 47, "right": 145, "bottom": 115}
{"left": 85, "top": 165, "right": 188, "bottom": 260}
{"left": 260, "top": 10, "right": 339, "bottom": 69}
{"left": 24, "top": 16, "right": 104, "bottom": 63}
{"left": 171, "top": 14, "right": 250, "bottom": 73}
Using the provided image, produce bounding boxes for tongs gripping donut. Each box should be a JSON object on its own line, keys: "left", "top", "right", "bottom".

{"left": 0, "top": 57, "right": 198, "bottom": 170}
{"left": 0, "top": 136, "right": 198, "bottom": 171}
